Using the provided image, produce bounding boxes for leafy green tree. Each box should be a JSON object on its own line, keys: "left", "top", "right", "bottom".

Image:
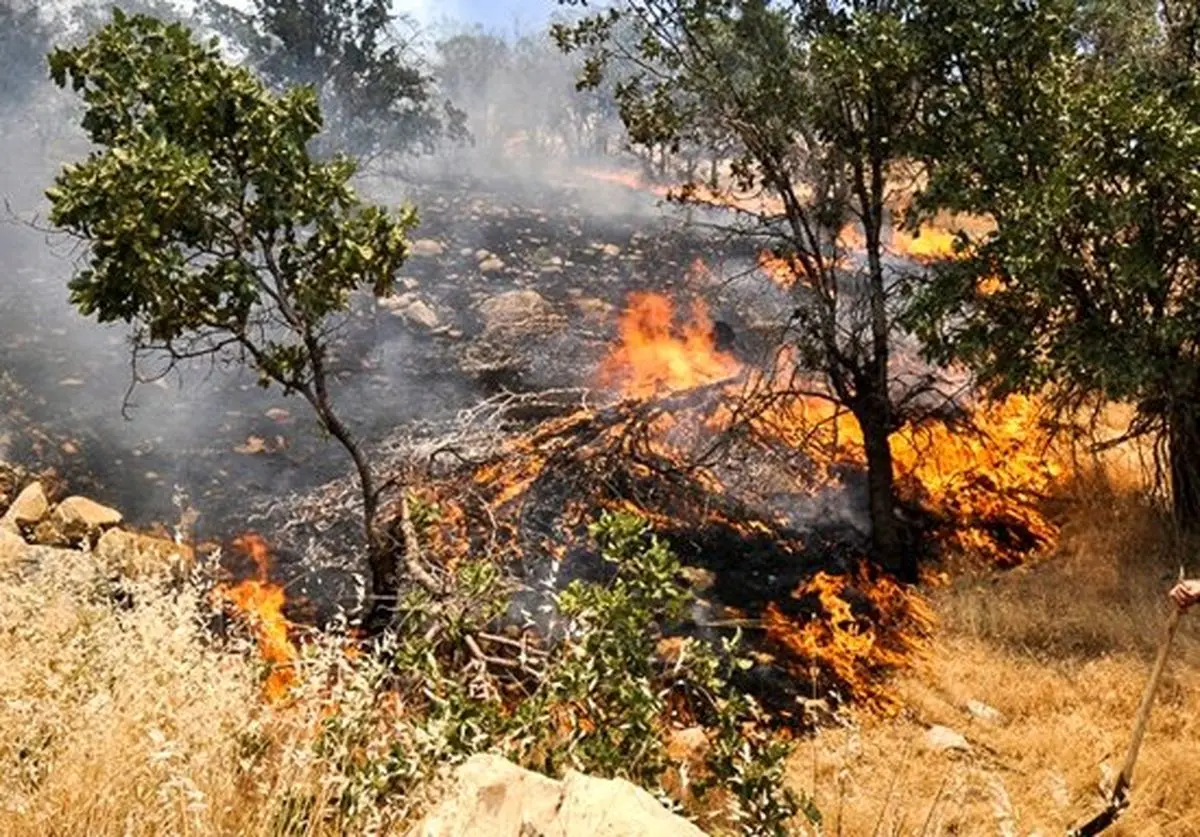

{"left": 46, "top": 9, "right": 434, "bottom": 611}
{"left": 554, "top": 0, "right": 981, "bottom": 580}
{"left": 909, "top": 0, "right": 1200, "bottom": 526}
{"left": 203, "top": 0, "right": 466, "bottom": 162}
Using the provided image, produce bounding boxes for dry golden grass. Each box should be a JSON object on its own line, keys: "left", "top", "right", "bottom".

{"left": 0, "top": 550, "right": 425, "bottom": 837}
{"left": 5, "top": 458, "right": 1200, "bottom": 836}
{"left": 790, "top": 483, "right": 1200, "bottom": 836}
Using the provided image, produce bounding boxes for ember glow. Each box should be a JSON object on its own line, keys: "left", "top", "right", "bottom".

{"left": 217, "top": 533, "right": 297, "bottom": 702}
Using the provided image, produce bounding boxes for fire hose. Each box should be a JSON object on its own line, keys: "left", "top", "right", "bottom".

{"left": 1067, "top": 588, "right": 1187, "bottom": 837}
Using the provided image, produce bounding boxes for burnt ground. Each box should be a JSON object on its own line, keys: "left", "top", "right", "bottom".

{"left": 0, "top": 168, "right": 770, "bottom": 534}
{"left": 0, "top": 165, "right": 946, "bottom": 719}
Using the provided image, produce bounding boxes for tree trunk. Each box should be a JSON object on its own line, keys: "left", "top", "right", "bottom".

{"left": 855, "top": 400, "right": 917, "bottom": 582}
{"left": 1169, "top": 405, "right": 1200, "bottom": 529}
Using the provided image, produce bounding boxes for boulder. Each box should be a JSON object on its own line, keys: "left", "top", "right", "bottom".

{"left": 95, "top": 529, "right": 195, "bottom": 579}
{"left": 478, "top": 290, "right": 558, "bottom": 335}
{"left": 410, "top": 754, "right": 707, "bottom": 837}
{"left": 52, "top": 496, "right": 122, "bottom": 539}
{"left": 1, "top": 481, "right": 49, "bottom": 530}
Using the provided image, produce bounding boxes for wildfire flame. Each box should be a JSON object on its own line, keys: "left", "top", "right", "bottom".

{"left": 218, "top": 533, "right": 297, "bottom": 702}
{"left": 763, "top": 567, "right": 934, "bottom": 711}
{"left": 410, "top": 278, "right": 1067, "bottom": 716}
{"left": 597, "top": 291, "right": 741, "bottom": 398}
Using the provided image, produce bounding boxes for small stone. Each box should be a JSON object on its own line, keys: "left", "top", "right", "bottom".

{"left": 2, "top": 481, "right": 49, "bottom": 528}
{"left": 478, "top": 255, "right": 506, "bottom": 274}
{"left": 408, "top": 238, "right": 445, "bottom": 257}
{"left": 379, "top": 293, "right": 441, "bottom": 330}
{"left": 31, "top": 518, "right": 71, "bottom": 548}
{"left": 400, "top": 298, "right": 440, "bottom": 330}
{"left": 925, "top": 725, "right": 970, "bottom": 753}
{"left": 478, "top": 289, "right": 555, "bottom": 334}
{"left": 0, "top": 526, "right": 27, "bottom": 566}
{"left": 966, "top": 699, "right": 1004, "bottom": 725}
{"left": 265, "top": 407, "right": 291, "bottom": 422}
{"left": 599, "top": 243, "right": 622, "bottom": 257}
{"left": 53, "top": 496, "right": 123, "bottom": 533}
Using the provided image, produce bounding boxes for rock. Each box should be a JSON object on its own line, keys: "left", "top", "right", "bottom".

{"left": 53, "top": 496, "right": 123, "bottom": 537}
{"left": 478, "top": 255, "right": 506, "bottom": 274}
{"left": 31, "top": 518, "right": 71, "bottom": 548}
{"left": 1, "top": 481, "right": 49, "bottom": 529}
{"left": 924, "top": 725, "right": 970, "bottom": 753}
{"left": 409, "top": 238, "right": 446, "bottom": 257}
{"left": 573, "top": 297, "right": 615, "bottom": 322}
{"left": 478, "top": 289, "right": 557, "bottom": 334}
{"left": 0, "top": 526, "right": 26, "bottom": 567}
{"left": 599, "top": 243, "right": 622, "bottom": 257}
{"left": 410, "top": 754, "right": 707, "bottom": 837}
{"left": 966, "top": 699, "right": 1004, "bottom": 725}
{"left": 95, "top": 529, "right": 195, "bottom": 579}
{"left": 380, "top": 293, "right": 441, "bottom": 330}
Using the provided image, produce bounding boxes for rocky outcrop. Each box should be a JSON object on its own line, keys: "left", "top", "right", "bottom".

{"left": 410, "top": 754, "right": 708, "bottom": 837}
{"left": 0, "top": 476, "right": 189, "bottom": 578}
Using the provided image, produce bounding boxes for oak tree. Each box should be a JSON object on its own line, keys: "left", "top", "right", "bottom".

{"left": 555, "top": 0, "right": 967, "bottom": 580}
{"left": 911, "top": 0, "right": 1200, "bottom": 527}
{"left": 46, "top": 9, "right": 431, "bottom": 612}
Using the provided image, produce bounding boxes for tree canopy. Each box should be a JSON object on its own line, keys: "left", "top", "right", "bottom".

{"left": 203, "top": 0, "right": 466, "bottom": 160}
{"left": 910, "top": 0, "right": 1200, "bottom": 523}
{"left": 47, "top": 8, "right": 419, "bottom": 603}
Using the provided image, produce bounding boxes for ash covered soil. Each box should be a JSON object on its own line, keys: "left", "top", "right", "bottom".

{"left": 0, "top": 166, "right": 775, "bottom": 537}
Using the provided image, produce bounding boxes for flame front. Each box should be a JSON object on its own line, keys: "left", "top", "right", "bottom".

{"left": 597, "top": 291, "right": 740, "bottom": 398}
{"left": 764, "top": 567, "right": 934, "bottom": 710}
{"left": 218, "top": 533, "right": 297, "bottom": 702}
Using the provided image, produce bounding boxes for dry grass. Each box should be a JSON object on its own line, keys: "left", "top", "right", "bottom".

{"left": 0, "top": 550, "right": 425, "bottom": 837}
{"left": 790, "top": 484, "right": 1200, "bottom": 836}
{"left": 5, "top": 461, "right": 1200, "bottom": 835}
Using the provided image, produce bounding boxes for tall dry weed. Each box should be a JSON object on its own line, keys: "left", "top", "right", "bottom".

{"left": 0, "top": 550, "right": 418, "bottom": 837}
{"left": 788, "top": 485, "right": 1200, "bottom": 836}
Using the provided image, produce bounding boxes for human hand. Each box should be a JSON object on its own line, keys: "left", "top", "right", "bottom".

{"left": 1169, "top": 579, "right": 1200, "bottom": 611}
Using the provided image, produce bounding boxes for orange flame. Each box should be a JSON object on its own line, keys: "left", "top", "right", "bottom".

{"left": 890, "top": 226, "right": 960, "bottom": 262}
{"left": 597, "top": 292, "right": 741, "bottom": 398}
{"left": 218, "top": 533, "right": 297, "bottom": 702}
{"left": 764, "top": 567, "right": 934, "bottom": 711}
